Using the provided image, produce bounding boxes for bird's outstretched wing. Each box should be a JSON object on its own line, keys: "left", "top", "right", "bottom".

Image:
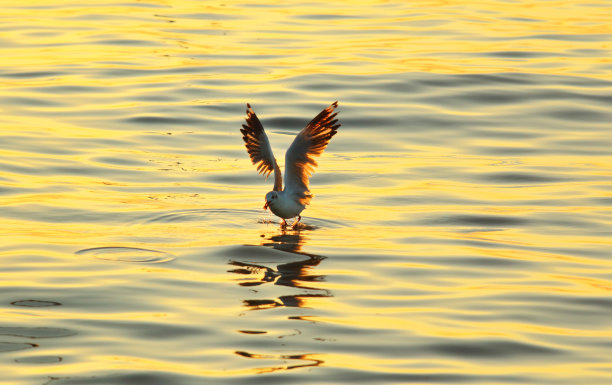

{"left": 284, "top": 101, "right": 340, "bottom": 205}
{"left": 241, "top": 103, "right": 282, "bottom": 191}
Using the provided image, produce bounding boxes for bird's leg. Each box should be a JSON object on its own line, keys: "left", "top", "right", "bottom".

{"left": 291, "top": 215, "right": 301, "bottom": 229}
{"left": 280, "top": 219, "right": 287, "bottom": 227}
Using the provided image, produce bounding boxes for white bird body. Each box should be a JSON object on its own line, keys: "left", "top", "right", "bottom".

{"left": 241, "top": 102, "right": 340, "bottom": 227}
{"left": 265, "top": 190, "right": 305, "bottom": 219}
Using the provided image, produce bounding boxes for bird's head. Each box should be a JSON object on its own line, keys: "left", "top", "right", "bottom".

{"left": 263, "top": 191, "right": 278, "bottom": 210}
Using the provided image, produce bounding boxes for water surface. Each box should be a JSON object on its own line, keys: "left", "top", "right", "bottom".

{"left": 2, "top": 1, "right": 612, "bottom": 384}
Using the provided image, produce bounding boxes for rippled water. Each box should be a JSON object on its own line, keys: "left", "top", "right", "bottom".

{"left": 2, "top": 1, "right": 612, "bottom": 384}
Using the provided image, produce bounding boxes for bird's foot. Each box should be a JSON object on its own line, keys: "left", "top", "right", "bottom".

{"left": 291, "top": 215, "right": 301, "bottom": 229}
{"left": 280, "top": 219, "right": 288, "bottom": 227}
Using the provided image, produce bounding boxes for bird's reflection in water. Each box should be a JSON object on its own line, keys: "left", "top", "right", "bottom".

{"left": 229, "top": 227, "right": 330, "bottom": 372}
{"left": 228, "top": 228, "right": 331, "bottom": 310}
{"left": 235, "top": 350, "right": 323, "bottom": 374}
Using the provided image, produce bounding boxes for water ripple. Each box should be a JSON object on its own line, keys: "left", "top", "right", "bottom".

{"left": 75, "top": 247, "right": 176, "bottom": 263}
{"left": 11, "top": 300, "right": 62, "bottom": 307}
{"left": 424, "top": 340, "right": 562, "bottom": 358}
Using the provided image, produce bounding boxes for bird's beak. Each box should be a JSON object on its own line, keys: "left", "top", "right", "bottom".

{"left": 263, "top": 200, "right": 270, "bottom": 210}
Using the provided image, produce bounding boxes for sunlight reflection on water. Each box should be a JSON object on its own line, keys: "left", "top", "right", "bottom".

{"left": 1, "top": 0, "right": 612, "bottom": 384}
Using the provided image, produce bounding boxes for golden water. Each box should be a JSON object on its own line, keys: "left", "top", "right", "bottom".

{"left": 1, "top": 1, "right": 612, "bottom": 384}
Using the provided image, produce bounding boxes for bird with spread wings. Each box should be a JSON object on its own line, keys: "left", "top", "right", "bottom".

{"left": 240, "top": 101, "right": 340, "bottom": 227}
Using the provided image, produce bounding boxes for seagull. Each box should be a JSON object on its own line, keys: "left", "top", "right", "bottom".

{"left": 241, "top": 101, "right": 340, "bottom": 228}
